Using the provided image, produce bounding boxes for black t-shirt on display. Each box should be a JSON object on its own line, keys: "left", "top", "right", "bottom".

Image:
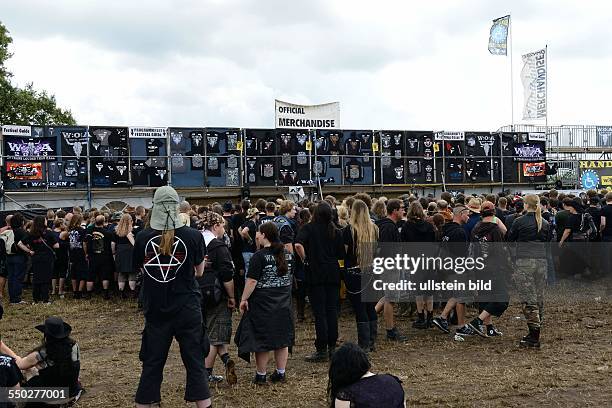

{"left": 260, "top": 137, "right": 275, "bottom": 157}
{"left": 244, "top": 134, "right": 258, "bottom": 156}
{"left": 278, "top": 132, "right": 295, "bottom": 154}
{"left": 260, "top": 159, "right": 275, "bottom": 180}
{"left": 133, "top": 226, "right": 204, "bottom": 317}
{"left": 146, "top": 139, "right": 163, "bottom": 157}
{"left": 206, "top": 132, "right": 222, "bottom": 154}
{"left": 149, "top": 168, "right": 168, "bottom": 187}
{"left": 131, "top": 161, "right": 149, "bottom": 185}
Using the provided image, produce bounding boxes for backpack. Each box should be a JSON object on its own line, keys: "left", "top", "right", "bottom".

{"left": 199, "top": 242, "right": 224, "bottom": 308}
{"left": 91, "top": 231, "right": 106, "bottom": 254}
{"left": 0, "top": 230, "right": 15, "bottom": 255}
{"left": 579, "top": 212, "right": 598, "bottom": 241}
{"left": 272, "top": 215, "right": 293, "bottom": 236}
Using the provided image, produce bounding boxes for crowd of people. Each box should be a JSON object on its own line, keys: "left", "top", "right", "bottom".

{"left": 0, "top": 186, "right": 610, "bottom": 407}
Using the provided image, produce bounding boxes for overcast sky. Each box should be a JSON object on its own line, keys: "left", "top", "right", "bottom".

{"left": 2, "top": 0, "right": 611, "bottom": 130}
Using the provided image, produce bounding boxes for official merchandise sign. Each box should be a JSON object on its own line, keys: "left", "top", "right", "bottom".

{"left": 4, "top": 136, "right": 57, "bottom": 161}
{"left": 1, "top": 125, "right": 32, "bottom": 137}
{"left": 275, "top": 100, "right": 340, "bottom": 129}
{"left": 128, "top": 127, "right": 168, "bottom": 138}
{"left": 434, "top": 131, "right": 465, "bottom": 141}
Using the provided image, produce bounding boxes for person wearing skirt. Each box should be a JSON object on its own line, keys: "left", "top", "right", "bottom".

{"left": 112, "top": 214, "right": 136, "bottom": 299}
{"left": 235, "top": 222, "right": 294, "bottom": 385}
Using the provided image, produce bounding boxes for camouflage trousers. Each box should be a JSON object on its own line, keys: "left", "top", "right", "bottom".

{"left": 513, "top": 258, "right": 547, "bottom": 330}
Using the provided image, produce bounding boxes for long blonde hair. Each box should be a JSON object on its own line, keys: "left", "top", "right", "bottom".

{"left": 350, "top": 200, "right": 379, "bottom": 268}
{"left": 524, "top": 194, "right": 542, "bottom": 232}
{"left": 115, "top": 214, "right": 133, "bottom": 237}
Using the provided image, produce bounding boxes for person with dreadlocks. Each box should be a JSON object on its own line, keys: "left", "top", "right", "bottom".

{"left": 198, "top": 211, "right": 237, "bottom": 386}
{"left": 133, "top": 186, "right": 211, "bottom": 408}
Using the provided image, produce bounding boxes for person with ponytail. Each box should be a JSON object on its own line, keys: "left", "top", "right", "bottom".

{"left": 133, "top": 186, "right": 211, "bottom": 408}
{"left": 507, "top": 194, "right": 550, "bottom": 348}
{"left": 328, "top": 342, "right": 405, "bottom": 408}
{"left": 342, "top": 199, "right": 379, "bottom": 351}
{"left": 235, "top": 222, "right": 295, "bottom": 385}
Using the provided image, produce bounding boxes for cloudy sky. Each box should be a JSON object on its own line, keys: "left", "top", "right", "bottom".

{"left": 2, "top": 0, "right": 611, "bottom": 131}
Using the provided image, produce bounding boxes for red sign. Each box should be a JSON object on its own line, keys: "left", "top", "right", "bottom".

{"left": 6, "top": 162, "right": 43, "bottom": 180}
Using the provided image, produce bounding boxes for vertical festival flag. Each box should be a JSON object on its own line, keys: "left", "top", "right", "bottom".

{"left": 521, "top": 48, "right": 547, "bottom": 120}
{"left": 488, "top": 15, "right": 510, "bottom": 55}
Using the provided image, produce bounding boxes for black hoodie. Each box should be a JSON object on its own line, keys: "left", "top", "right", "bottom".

{"left": 401, "top": 219, "right": 436, "bottom": 242}
{"left": 376, "top": 217, "right": 400, "bottom": 243}
{"left": 441, "top": 221, "right": 468, "bottom": 257}
{"left": 199, "top": 237, "right": 234, "bottom": 286}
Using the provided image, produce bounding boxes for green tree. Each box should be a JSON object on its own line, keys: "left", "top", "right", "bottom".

{"left": 0, "top": 22, "right": 76, "bottom": 126}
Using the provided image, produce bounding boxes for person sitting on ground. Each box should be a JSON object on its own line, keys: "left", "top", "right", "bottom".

{"left": 17, "top": 316, "right": 83, "bottom": 400}
{"left": 328, "top": 342, "right": 405, "bottom": 408}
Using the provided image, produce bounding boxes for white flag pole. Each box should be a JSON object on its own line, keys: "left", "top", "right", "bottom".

{"left": 509, "top": 14, "right": 514, "bottom": 130}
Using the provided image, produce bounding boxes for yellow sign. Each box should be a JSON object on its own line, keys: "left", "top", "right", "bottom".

{"left": 580, "top": 160, "right": 612, "bottom": 169}
{"left": 371, "top": 142, "right": 379, "bottom": 152}
{"left": 433, "top": 143, "right": 440, "bottom": 153}
{"left": 602, "top": 175, "right": 612, "bottom": 185}
{"left": 236, "top": 141, "right": 243, "bottom": 151}
{"left": 305, "top": 141, "right": 312, "bottom": 151}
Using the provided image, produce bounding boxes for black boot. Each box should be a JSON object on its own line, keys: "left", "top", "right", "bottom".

{"left": 519, "top": 327, "right": 541, "bottom": 348}
{"left": 305, "top": 348, "right": 328, "bottom": 363}
{"left": 103, "top": 289, "right": 111, "bottom": 300}
{"left": 412, "top": 312, "right": 426, "bottom": 329}
{"left": 426, "top": 311, "right": 434, "bottom": 328}
{"left": 369, "top": 320, "right": 378, "bottom": 352}
{"left": 357, "top": 322, "right": 371, "bottom": 351}
{"left": 328, "top": 345, "right": 336, "bottom": 360}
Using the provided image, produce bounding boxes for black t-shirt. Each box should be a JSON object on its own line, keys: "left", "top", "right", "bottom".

{"left": 9, "top": 228, "right": 28, "bottom": 256}
{"left": 247, "top": 247, "right": 293, "bottom": 288}
{"left": 133, "top": 226, "right": 204, "bottom": 316}
{"left": 586, "top": 207, "right": 601, "bottom": 230}
{"left": 86, "top": 226, "right": 113, "bottom": 256}
{"left": 146, "top": 139, "right": 163, "bottom": 157}
{"left": 21, "top": 231, "right": 58, "bottom": 262}
{"left": 601, "top": 204, "right": 612, "bottom": 238}
{"left": 241, "top": 219, "right": 258, "bottom": 252}
{"left": 565, "top": 213, "right": 582, "bottom": 241}
{"left": 296, "top": 223, "right": 345, "bottom": 285}
{"left": 67, "top": 228, "right": 87, "bottom": 260}
{"left": 206, "top": 132, "right": 222, "bottom": 154}
{"left": 336, "top": 374, "right": 404, "bottom": 408}
{"left": 0, "top": 354, "right": 23, "bottom": 392}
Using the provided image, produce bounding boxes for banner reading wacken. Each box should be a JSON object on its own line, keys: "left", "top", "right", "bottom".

{"left": 275, "top": 99, "right": 340, "bottom": 129}
{"left": 3, "top": 136, "right": 57, "bottom": 160}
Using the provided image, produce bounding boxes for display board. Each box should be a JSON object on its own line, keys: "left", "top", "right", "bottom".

{"left": 1, "top": 125, "right": 547, "bottom": 190}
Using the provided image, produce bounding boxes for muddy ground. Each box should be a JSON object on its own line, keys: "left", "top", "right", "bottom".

{"left": 3, "top": 278, "right": 611, "bottom": 407}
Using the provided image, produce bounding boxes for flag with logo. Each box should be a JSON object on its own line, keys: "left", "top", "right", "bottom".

{"left": 488, "top": 15, "right": 510, "bottom": 55}
{"left": 521, "top": 48, "right": 547, "bottom": 119}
